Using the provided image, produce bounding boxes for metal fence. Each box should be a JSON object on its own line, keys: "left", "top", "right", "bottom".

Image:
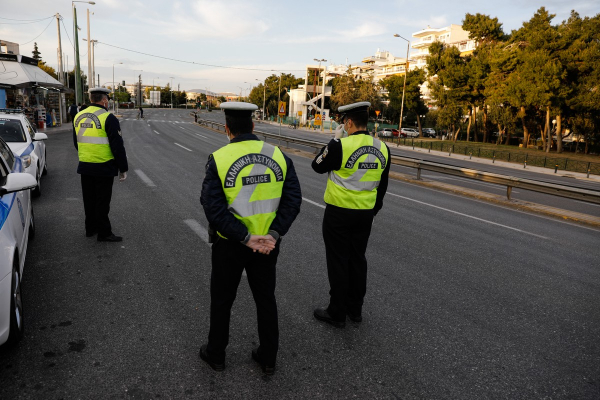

{"left": 379, "top": 137, "right": 600, "bottom": 177}
{"left": 197, "top": 118, "right": 600, "bottom": 205}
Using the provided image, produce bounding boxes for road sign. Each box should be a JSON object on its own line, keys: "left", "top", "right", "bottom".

{"left": 314, "top": 114, "right": 322, "bottom": 126}
{"left": 297, "top": 111, "right": 302, "bottom": 116}
{"left": 278, "top": 101, "right": 286, "bottom": 116}
{"left": 375, "top": 123, "right": 379, "bottom": 128}
{"left": 375, "top": 110, "right": 381, "bottom": 117}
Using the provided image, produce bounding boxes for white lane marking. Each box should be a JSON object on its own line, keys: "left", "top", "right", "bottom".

{"left": 195, "top": 133, "right": 207, "bottom": 138}
{"left": 183, "top": 219, "right": 209, "bottom": 244}
{"left": 387, "top": 192, "right": 549, "bottom": 239}
{"left": 574, "top": 200, "right": 600, "bottom": 208}
{"left": 66, "top": 197, "right": 79, "bottom": 201}
{"left": 154, "top": 130, "right": 160, "bottom": 135}
{"left": 180, "top": 126, "right": 185, "bottom": 129}
{"left": 303, "top": 197, "right": 325, "bottom": 209}
{"left": 396, "top": 178, "right": 600, "bottom": 233}
{"left": 134, "top": 169, "right": 156, "bottom": 187}
{"left": 174, "top": 143, "right": 193, "bottom": 152}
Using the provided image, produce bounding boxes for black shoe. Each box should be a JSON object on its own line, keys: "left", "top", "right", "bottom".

{"left": 348, "top": 312, "right": 363, "bottom": 323}
{"left": 313, "top": 308, "right": 346, "bottom": 328}
{"left": 86, "top": 231, "right": 97, "bottom": 237}
{"left": 97, "top": 234, "right": 123, "bottom": 242}
{"left": 199, "top": 344, "right": 225, "bottom": 372}
{"left": 251, "top": 349, "right": 275, "bottom": 375}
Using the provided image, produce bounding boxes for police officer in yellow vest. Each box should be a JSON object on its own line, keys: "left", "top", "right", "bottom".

{"left": 199, "top": 102, "right": 302, "bottom": 375}
{"left": 73, "top": 87, "right": 128, "bottom": 242}
{"left": 311, "top": 101, "right": 390, "bottom": 328}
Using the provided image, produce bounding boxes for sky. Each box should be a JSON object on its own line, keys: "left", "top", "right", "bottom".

{"left": 1, "top": 0, "right": 598, "bottom": 94}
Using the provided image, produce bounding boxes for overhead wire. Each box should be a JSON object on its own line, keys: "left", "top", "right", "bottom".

{"left": 19, "top": 17, "right": 55, "bottom": 46}
{"left": 60, "top": 18, "right": 74, "bottom": 49}
{"left": 96, "top": 41, "right": 305, "bottom": 72}
{"left": 0, "top": 16, "right": 53, "bottom": 22}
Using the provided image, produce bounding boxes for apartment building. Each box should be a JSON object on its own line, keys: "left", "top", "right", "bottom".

{"left": 411, "top": 24, "right": 477, "bottom": 69}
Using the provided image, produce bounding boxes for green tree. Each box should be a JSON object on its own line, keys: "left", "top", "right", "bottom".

{"left": 31, "top": 43, "right": 41, "bottom": 60}
{"left": 380, "top": 69, "right": 427, "bottom": 135}
{"left": 38, "top": 61, "right": 57, "bottom": 79}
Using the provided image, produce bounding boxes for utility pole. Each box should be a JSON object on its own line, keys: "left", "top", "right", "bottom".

{"left": 87, "top": 9, "right": 92, "bottom": 89}
{"left": 73, "top": 5, "right": 82, "bottom": 104}
{"left": 55, "top": 14, "right": 64, "bottom": 84}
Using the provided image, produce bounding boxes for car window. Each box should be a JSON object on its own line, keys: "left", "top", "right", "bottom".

{"left": 24, "top": 119, "right": 36, "bottom": 138}
{"left": 0, "top": 138, "right": 15, "bottom": 174}
{"left": 0, "top": 118, "right": 27, "bottom": 142}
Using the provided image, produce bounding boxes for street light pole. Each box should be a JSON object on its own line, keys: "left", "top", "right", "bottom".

{"left": 170, "top": 77, "right": 174, "bottom": 109}
{"left": 394, "top": 34, "right": 410, "bottom": 132}
{"left": 314, "top": 58, "right": 327, "bottom": 132}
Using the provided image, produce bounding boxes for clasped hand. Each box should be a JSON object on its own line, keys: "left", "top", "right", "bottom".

{"left": 245, "top": 234, "right": 277, "bottom": 255}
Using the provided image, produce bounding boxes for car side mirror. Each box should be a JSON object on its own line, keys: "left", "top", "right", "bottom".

{"left": 33, "top": 132, "right": 48, "bottom": 141}
{"left": 0, "top": 173, "right": 37, "bottom": 196}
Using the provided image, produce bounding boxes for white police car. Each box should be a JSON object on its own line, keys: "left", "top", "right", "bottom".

{"left": 0, "top": 136, "right": 37, "bottom": 347}
{"left": 0, "top": 110, "right": 47, "bottom": 197}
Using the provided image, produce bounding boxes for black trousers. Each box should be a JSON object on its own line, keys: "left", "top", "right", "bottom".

{"left": 206, "top": 237, "right": 280, "bottom": 365}
{"left": 81, "top": 174, "right": 114, "bottom": 237}
{"left": 322, "top": 204, "right": 374, "bottom": 321}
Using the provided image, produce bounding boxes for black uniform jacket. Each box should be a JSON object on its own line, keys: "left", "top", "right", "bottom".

{"left": 311, "top": 131, "right": 390, "bottom": 216}
{"left": 73, "top": 103, "right": 128, "bottom": 177}
{"left": 201, "top": 133, "right": 302, "bottom": 242}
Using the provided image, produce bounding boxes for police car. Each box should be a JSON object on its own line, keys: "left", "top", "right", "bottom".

{"left": 0, "top": 110, "right": 48, "bottom": 196}
{"left": 0, "top": 136, "right": 37, "bottom": 347}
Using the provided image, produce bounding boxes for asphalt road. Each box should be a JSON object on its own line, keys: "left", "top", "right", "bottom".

{"left": 200, "top": 110, "right": 600, "bottom": 217}
{"left": 1, "top": 109, "right": 599, "bottom": 399}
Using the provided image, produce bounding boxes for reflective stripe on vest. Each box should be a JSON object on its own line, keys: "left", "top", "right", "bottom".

{"left": 324, "top": 135, "right": 388, "bottom": 209}
{"left": 212, "top": 140, "right": 287, "bottom": 237}
{"left": 74, "top": 106, "right": 114, "bottom": 163}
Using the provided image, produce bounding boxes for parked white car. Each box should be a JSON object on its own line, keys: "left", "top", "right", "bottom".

{"left": 0, "top": 137, "right": 38, "bottom": 347}
{"left": 401, "top": 127, "right": 419, "bottom": 138}
{"left": 0, "top": 111, "right": 47, "bottom": 196}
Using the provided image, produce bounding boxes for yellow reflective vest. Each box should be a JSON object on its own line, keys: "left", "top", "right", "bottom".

{"left": 324, "top": 134, "right": 389, "bottom": 209}
{"left": 74, "top": 106, "right": 114, "bottom": 163}
{"left": 212, "top": 140, "right": 288, "bottom": 237}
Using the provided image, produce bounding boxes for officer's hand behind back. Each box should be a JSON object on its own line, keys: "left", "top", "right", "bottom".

{"left": 119, "top": 172, "right": 127, "bottom": 182}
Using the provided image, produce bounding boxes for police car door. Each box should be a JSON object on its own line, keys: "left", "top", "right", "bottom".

{"left": 0, "top": 139, "right": 28, "bottom": 271}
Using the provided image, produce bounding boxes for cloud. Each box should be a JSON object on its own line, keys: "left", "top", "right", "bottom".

{"left": 138, "top": 0, "right": 270, "bottom": 40}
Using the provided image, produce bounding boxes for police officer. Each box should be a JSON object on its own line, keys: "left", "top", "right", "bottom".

{"left": 199, "top": 102, "right": 302, "bottom": 375}
{"left": 311, "top": 101, "right": 390, "bottom": 328}
{"left": 73, "top": 87, "right": 128, "bottom": 242}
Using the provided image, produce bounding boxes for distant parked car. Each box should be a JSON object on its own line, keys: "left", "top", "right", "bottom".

{"left": 377, "top": 128, "right": 394, "bottom": 138}
{"left": 401, "top": 127, "right": 419, "bottom": 138}
{"left": 422, "top": 128, "right": 436, "bottom": 138}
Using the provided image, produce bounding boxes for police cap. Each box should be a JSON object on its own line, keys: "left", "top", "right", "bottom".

{"left": 220, "top": 101, "right": 258, "bottom": 118}
{"left": 88, "top": 86, "right": 111, "bottom": 100}
{"left": 338, "top": 101, "right": 371, "bottom": 119}
{"left": 88, "top": 87, "right": 111, "bottom": 95}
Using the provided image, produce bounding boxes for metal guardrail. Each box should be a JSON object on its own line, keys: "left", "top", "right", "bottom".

{"left": 197, "top": 118, "right": 600, "bottom": 205}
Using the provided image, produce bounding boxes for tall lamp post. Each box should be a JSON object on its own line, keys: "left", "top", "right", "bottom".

{"left": 314, "top": 58, "right": 327, "bottom": 131}
{"left": 72, "top": 1, "right": 95, "bottom": 105}
{"left": 393, "top": 34, "right": 411, "bottom": 132}
{"left": 170, "top": 77, "right": 174, "bottom": 109}
{"left": 112, "top": 62, "right": 122, "bottom": 112}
